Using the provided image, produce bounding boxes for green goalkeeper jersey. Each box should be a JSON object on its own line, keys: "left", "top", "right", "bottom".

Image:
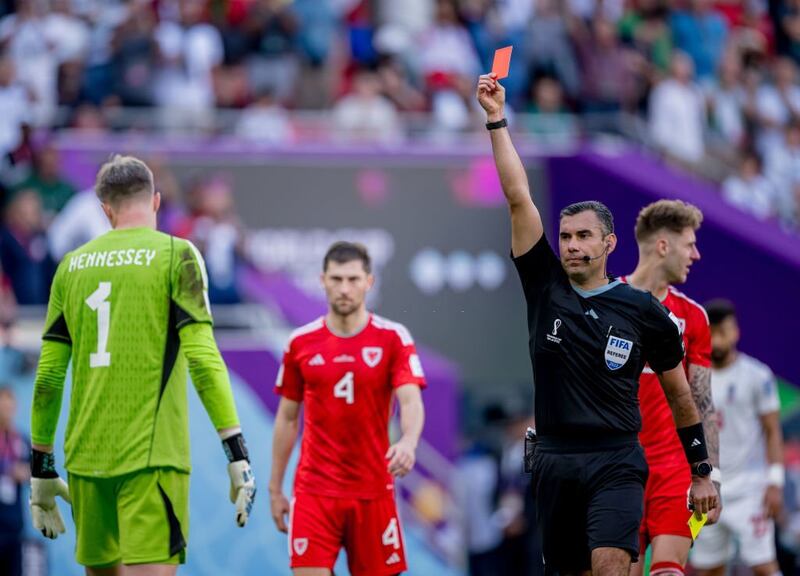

{"left": 41, "top": 227, "right": 222, "bottom": 477}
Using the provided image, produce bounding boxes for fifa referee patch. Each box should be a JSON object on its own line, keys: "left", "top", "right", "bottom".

{"left": 604, "top": 336, "right": 632, "bottom": 370}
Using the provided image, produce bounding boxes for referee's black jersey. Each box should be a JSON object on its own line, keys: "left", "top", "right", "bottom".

{"left": 513, "top": 234, "right": 685, "bottom": 440}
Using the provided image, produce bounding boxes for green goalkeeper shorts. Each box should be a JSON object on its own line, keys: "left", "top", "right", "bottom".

{"left": 69, "top": 467, "right": 189, "bottom": 567}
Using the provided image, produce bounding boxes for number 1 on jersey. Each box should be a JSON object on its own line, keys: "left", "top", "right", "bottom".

{"left": 334, "top": 371, "right": 355, "bottom": 404}
{"left": 86, "top": 282, "right": 111, "bottom": 367}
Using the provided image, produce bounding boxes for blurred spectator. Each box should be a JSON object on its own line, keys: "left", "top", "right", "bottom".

{"left": 526, "top": 0, "right": 581, "bottom": 98}
{"left": 670, "top": 0, "right": 728, "bottom": 82}
{"left": 0, "top": 0, "right": 58, "bottom": 124}
{"left": 0, "top": 386, "right": 29, "bottom": 576}
{"left": 765, "top": 121, "right": 800, "bottom": 225}
{"left": 332, "top": 69, "right": 402, "bottom": 143}
{"left": 649, "top": 52, "right": 706, "bottom": 164}
{"left": 722, "top": 149, "right": 779, "bottom": 219}
{"left": 42, "top": 0, "right": 90, "bottom": 66}
{"left": 155, "top": 0, "right": 224, "bottom": 132}
{"left": 755, "top": 57, "right": 800, "bottom": 154}
{"left": 174, "top": 174, "right": 245, "bottom": 304}
{"left": 111, "top": 0, "right": 158, "bottom": 107}
{"left": 293, "top": 0, "right": 338, "bottom": 67}
{"left": 47, "top": 187, "right": 110, "bottom": 261}
{"left": 235, "top": 89, "right": 295, "bottom": 143}
{"left": 0, "top": 55, "right": 30, "bottom": 161}
{"left": 13, "top": 143, "right": 76, "bottom": 218}
{"left": 82, "top": 0, "right": 129, "bottom": 105}
{"left": 0, "top": 188, "right": 53, "bottom": 304}
{"left": 419, "top": 0, "right": 480, "bottom": 131}
{"left": 243, "top": 0, "right": 300, "bottom": 105}
{"left": 706, "top": 51, "right": 747, "bottom": 147}
{"left": 618, "top": 0, "right": 673, "bottom": 75}
{"left": 570, "top": 14, "right": 637, "bottom": 113}
{"left": 376, "top": 0, "right": 432, "bottom": 37}
{"left": 291, "top": 0, "right": 340, "bottom": 109}
{"left": 376, "top": 55, "right": 426, "bottom": 113}
{"left": 523, "top": 74, "right": 578, "bottom": 148}
{"left": 780, "top": 0, "right": 800, "bottom": 66}
{"left": 726, "top": 0, "right": 771, "bottom": 59}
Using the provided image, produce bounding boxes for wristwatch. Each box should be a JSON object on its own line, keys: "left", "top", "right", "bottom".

{"left": 691, "top": 461, "right": 713, "bottom": 478}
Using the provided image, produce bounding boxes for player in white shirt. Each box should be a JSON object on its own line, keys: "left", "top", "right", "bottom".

{"left": 691, "top": 300, "right": 785, "bottom": 576}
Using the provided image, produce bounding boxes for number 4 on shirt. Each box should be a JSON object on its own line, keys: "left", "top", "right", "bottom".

{"left": 334, "top": 371, "right": 355, "bottom": 404}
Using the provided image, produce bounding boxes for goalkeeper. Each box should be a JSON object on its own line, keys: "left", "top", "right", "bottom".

{"left": 29, "top": 155, "right": 255, "bottom": 575}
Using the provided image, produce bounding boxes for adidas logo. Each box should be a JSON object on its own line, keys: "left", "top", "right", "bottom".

{"left": 691, "top": 438, "right": 702, "bottom": 447}
{"left": 386, "top": 552, "right": 401, "bottom": 565}
{"left": 309, "top": 354, "right": 325, "bottom": 366}
{"left": 333, "top": 354, "right": 355, "bottom": 363}
{"left": 585, "top": 308, "right": 599, "bottom": 320}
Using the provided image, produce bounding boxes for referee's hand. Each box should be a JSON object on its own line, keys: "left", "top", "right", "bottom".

{"left": 689, "top": 474, "right": 719, "bottom": 515}
{"left": 476, "top": 74, "right": 505, "bottom": 120}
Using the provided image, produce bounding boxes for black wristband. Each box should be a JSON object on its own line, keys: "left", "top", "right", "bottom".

{"left": 486, "top": 118, "right": 508, "bottom": 130}
{"left": 676, "top": 422, "right": 709, "bottom": 464}
{"left": 31, "top": 449, "right": 58, "bottom": 479}
{"left": 222, "top": 433, "right": 249, "bottom": 463}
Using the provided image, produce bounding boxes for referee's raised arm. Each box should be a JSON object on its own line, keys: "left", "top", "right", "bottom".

{"left": 477, "top": 74, "right": 543, "bottom": 257}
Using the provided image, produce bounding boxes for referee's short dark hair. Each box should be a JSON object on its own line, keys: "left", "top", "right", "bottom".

{"left": 704, "top": 299, "right": 737, "bottom": 327}
{"left": 560, "top": 201, "right": 614, "bottom": 236}
{"left": 635, "top": 199, "right": 703, "bottom": 242}
{"left": 323, "top": 241, "right": 372, "bottom": 274}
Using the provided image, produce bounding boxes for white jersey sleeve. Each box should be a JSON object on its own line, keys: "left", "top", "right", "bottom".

{"left": 753, "top": 365, "right": 780, "bottom": 415}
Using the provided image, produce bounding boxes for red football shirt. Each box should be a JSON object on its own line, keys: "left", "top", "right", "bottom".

{"left": 623, "top": 281, "right": 712, "bottom": 468}
{"left": 274, "top": 314, "right": 427, "bottom": 498}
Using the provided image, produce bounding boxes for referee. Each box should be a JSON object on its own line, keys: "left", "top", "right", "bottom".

{"left": 477, "top": 75, "right": 719, "bottom": 576}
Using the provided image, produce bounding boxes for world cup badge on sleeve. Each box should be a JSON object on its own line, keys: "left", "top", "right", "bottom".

{"left": 604, "top": 335, "right": 633, "bottom": 370}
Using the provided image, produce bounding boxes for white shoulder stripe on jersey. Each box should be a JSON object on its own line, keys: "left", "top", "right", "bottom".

{"left": 668, "top": 286, "right": 710, "bottom": 325}
{"left": 288, "top": 317, "right": 325, "bottom": 343}
{"left": 275, "top": 363, "right": 285, "bottom": 387}
{"left": 371, "top": 315, "right": 414, "bottom": 346}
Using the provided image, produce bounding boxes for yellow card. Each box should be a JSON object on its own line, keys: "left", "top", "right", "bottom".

{"left": 688, "top": 512, "right": 707, "bottom": 540}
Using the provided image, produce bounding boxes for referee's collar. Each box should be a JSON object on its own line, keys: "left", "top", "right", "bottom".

{"left": 571, "top": 279, "right": 621, "bottom": 298}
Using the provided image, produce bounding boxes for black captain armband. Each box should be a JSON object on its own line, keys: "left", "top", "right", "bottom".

{"left": 222, "top": 433, "right": 250, "bottom": 463}
{"left": 676, "top": 422, "right": 709, "bottom": 464}
{"left": 31, "top": 449, "right": 59, "bottom": 479}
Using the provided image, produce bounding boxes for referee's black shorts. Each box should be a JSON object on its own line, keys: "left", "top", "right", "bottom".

{"left": 532, "top": 437, "right": 648, "bottom": 573}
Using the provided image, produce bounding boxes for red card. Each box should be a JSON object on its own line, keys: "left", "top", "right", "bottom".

{"left": 491, "top": 46, "right": 513, "bottom": 79}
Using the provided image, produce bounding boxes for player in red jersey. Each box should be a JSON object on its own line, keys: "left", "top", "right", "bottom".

{"left": 269, "top": 241, "right": 426, "bottom": 576}
{"left": 624, "top": 200, "right": 721, "bottom": 576}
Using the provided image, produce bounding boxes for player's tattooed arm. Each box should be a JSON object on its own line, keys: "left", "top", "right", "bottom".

{"left": 658, "top": 364, "right": 702, "bottom": 428}
{"left": 689, "top": 363, "right": 719, "bottom": 469}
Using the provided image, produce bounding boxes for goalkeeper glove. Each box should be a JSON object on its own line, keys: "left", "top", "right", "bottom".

{"left": 30, "top": 449, "right": 71, "bottom": 539}
{"left": 223, "top": 433, "right": 256, "bottom": 527}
